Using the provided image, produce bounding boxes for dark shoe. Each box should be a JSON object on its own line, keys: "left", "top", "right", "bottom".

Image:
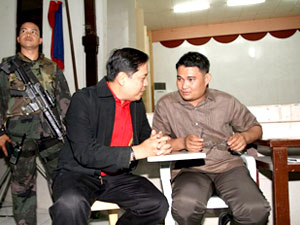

{"left": 218, "top": 212, "right": 232, "bottom": 225}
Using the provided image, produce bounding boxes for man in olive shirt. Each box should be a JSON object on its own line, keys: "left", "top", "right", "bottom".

{"left": 152, "top": 52, "right": 270, "bottom": 225}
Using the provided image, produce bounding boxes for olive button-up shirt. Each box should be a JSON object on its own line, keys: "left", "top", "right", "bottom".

{"left": 153, "top": 89, "right": 261, "bottom": 173}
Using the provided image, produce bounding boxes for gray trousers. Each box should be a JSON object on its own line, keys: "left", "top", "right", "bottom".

{"left": 171, "top": 166, "right": 270, "bottom": 225}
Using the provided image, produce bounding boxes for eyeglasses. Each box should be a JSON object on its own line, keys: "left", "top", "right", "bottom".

{"left": 203, "top": 139, "right": 228, "bottom": 151}
{"left": 198, "top": 127, "right": 229, "bottom": 151}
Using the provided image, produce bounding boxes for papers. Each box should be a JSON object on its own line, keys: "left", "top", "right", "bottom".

{"left": 287, "top": 157, "right": 300, "bottom": 163}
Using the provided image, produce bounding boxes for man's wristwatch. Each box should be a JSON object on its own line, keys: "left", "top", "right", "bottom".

{"left": 0, "top": 125, "right": 6, "bottom": 136}
{"left": 130, "top": 147, "right": 136, "bottom": 161}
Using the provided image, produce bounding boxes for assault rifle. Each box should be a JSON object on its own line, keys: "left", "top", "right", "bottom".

{"left": 0, "top": 57, "right": 65, "bottom": 140}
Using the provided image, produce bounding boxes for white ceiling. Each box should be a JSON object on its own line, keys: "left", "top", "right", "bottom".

{"left": 137, "top": 0, "right": 300, "bottom": 31}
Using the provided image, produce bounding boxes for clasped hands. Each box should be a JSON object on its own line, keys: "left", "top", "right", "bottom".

{"left": 132, "top": 130, "right": 172, "bottom": 160}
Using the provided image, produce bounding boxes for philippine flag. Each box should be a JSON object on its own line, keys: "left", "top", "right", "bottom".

{"left": 48, "top": 1, "right": 64, "bottom": 70}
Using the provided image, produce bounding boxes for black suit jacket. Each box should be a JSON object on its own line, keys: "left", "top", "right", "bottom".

{"left": 57, "top": 77, "right": 151, "bottom": 175}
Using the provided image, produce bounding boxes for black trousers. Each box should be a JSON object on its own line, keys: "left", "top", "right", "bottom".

{"left": 171, "top": 166, "right": 270, "bottom": 225}
{"left": 49, "top": 171, "right": 168, "bottom": 225}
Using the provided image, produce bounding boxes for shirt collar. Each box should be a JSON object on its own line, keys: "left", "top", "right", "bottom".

{"left": 205, "top": 88, "right": 216, "bottom": 102}
{"left": 106, "top": 81, "right": 131, "bottom": 106}
{"left": 17, "top": 52, "right": 44, "bottom": 63}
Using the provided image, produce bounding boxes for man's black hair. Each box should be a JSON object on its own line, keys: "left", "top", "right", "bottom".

{"left": 106, "top": 48, "right": 148, "bottom": 81}
{"left": 176, "top": 51, "right": 210, "bottom": 73}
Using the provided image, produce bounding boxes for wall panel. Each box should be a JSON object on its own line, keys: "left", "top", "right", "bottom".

{"left": 153, "top": 32, "right": 300, "bottom": 106}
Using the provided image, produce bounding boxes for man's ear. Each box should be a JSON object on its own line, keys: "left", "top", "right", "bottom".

{"left": 204, "top": 73, "right": 212, "bottom": 86}
{"left": 17, "top": 37, "right": 20, "bottom": 43}
{"left": 116, "top": 72, "right": 127, "bottom": 86}
{"left": 39, "top": 37, "right": 43, "bottom": 45}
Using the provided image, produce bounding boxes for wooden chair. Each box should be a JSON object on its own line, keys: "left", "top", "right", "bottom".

{"left": 91, "top": 201, "right": 120, "bottom": 225}
{"left": 248, "top": 103, "right": 300, "bottom": 225}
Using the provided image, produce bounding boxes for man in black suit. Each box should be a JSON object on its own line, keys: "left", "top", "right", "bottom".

{"left": 50, "top": 48, "right": 171, "bottom": 225}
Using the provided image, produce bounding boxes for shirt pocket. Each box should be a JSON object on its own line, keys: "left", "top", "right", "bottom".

{"left": 9, "top": 73, "right": 26, "bottom": 91}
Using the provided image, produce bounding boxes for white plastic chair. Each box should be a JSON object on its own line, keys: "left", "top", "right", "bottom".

{"left": 165, "top": 154, "right": 257, "bottom": 224}
{"left": 206, "top": 154, "right": 257, "bottom": 209}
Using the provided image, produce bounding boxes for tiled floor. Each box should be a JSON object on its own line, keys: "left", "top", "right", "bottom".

{"left": 0, "top": 202, "right": 110, "bottom": 225}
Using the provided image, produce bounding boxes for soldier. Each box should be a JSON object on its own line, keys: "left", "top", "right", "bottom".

{"left": 0, "top": 21, "right": 71, "bottom": 225}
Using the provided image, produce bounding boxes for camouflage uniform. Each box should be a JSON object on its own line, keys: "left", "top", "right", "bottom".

{"left": 0, "top": 52, "right": 71, "bottom": 225}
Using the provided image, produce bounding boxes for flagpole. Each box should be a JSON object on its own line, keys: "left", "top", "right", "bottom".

{"left": 64, "top": 0, "right": 79, "bottom": 91}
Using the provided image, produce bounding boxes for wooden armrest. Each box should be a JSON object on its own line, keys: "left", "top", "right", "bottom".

{"left": 255, "top": 139, "right": 300, "bottom": 148}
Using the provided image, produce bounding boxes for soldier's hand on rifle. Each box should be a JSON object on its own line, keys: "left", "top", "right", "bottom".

{"left": 0, "top": 134, "right": 11, "bottom": 157}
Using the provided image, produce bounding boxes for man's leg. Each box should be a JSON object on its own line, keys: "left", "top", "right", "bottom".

{"left": 215, "top": 166, "right": 271, "bottom": 225}
{"left": 98, "top": 173, "right": 169, "bottom": 225}
{"left": 38, "top": 139, "right": 64, "bottom": 190}
{"left": 171, "top": 169, "right": 214, "bottom": 225}
{"left": 10, "top": 138, "right": 38, "bottom": 225}
{"left": 50, "top": 171, "right": 101, "bottom": 225}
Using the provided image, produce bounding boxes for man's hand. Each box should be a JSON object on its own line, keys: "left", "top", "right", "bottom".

{"left": 0, "top": 134, "right": 12, "bottom": 157}
{"left": 227, "top": 126, "right": 262, "bottom": 152}
{"left": 155, "top": 133, "right": 172, "bottom": 156}
{"left": 227, "top": 133, "right": 247, "bottom": 152}
{"left": 184, "top": 134, "right": 204, "bottom": 152}
{"left": 150, "top": 130, "right": 172, "bottom": 155}
{"left": 132, "top": 130, "right": 172, "bottom": 159}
